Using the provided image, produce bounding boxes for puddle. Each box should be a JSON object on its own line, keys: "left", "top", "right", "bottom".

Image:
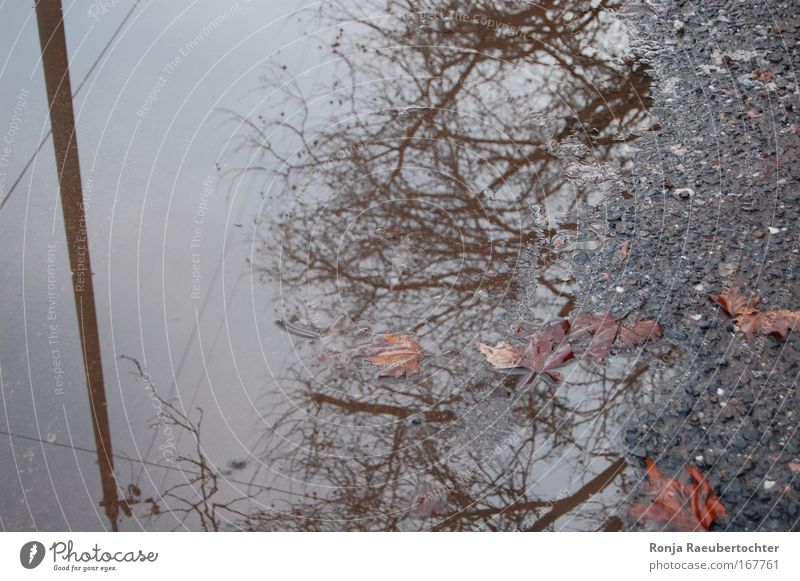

{"left": 0, "top": 0, "right": 667, "bottom": 531}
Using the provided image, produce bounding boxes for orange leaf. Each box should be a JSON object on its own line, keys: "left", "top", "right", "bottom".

{"left": 709, "top": 287, "right": 800, "bottom": 340}
{"left": 686, "top": 465, "right": 727, "bottom": 530}
{"left": 631, "top": 459, "right": 726, "bottom": 531}
{"left": 363, "top": 334, "right": 426, "bottom": 378}
{"left": 708, "top": 287, "right": 759, "bottom": 318}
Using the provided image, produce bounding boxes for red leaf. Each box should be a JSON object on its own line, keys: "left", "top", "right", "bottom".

{"left": 569, "top": 312, "right": 619, "bottom": 362}
{"left": 477, "top": 320, "right": 574, "bottom": 382}
{"left": 519, "top": 320, "right": 574, "bottom": 382}
{"left": 617, "top": 318, "right": 663, "bottom": 349}
{"left": 631, "top": 459, "right": 726, "bottom": 531}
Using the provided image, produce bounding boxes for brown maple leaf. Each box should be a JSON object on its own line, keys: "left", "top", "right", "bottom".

{"left": 708, "top": 287, "right": 759, "bottom": 318}
{"left": 708, "top": 287, "right": 800, "bottom": 340}
{"left": 360, "top": 333, "right": 426, "bottom": 378}
{"left": 617, "top": 318, "right": 663, "bottom": 349}
{"left": 569, "top": 312, "right": 619, "bottom": 362}
{"left": 736, "top": 310, "right": 800, "bottom": 339}
{"left": 630, "top": 459, "right": 726, "bottom": 531}
{"left": 519, "top": 320, "right": 574, "bottom": 382}
{"left": 477, "top": 320, "right": 574, "bottom": 382}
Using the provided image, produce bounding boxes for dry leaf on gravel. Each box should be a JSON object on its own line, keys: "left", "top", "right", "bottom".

{"left": 709, "top": 287, "right": 800, "bottom": 339}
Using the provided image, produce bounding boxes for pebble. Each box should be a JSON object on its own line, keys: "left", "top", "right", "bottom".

{"left": 666, "top": 330, "right": 687, "bottom": 341}
{"left": 763, "top": 480, "right": 776, "bottom": 491}
{"left": 768, "top": 226, "right": 779, "bottom": 234}
{"left": 718, "top": 262, "right": 737, "bottom": 277}
{"left": 573, "top": 251, "right": 589, "bottom": 265}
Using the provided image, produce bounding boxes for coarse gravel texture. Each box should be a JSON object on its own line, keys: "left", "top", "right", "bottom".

{"left": 569, "top": 0, "right": 800, "bottom": 531}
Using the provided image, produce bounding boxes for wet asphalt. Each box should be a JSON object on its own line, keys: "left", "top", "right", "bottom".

{"left": 565, "top": 0, "right": 800, "bottom": 530}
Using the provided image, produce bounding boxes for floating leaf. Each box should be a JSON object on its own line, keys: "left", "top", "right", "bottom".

{"left": 569, "top": 312, "right": 619, "bottom": 362}
{"left": 361, "top": 333, "right": 426, "bottom": 378}
{"left": 475, "top": 341, "right": 523, "bottom": 369}
{"left": 617, "top": 318, "right": 663, "bottom": 349}
{"left": 478, "top": 312, "right": 662, "bottom": 381}
{"left": 512, "top": 320, "right": 574, "bottom": 382}
{"left": 631, "top": 459, "right": 726, "bottom": 531}
{"left": 477, "top": 321, "right": 574, "bottom": 382}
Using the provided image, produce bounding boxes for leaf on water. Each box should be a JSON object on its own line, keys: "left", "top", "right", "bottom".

{"left": 477, "top": 321, "right": 574, "bottom": 382}
{"left": 519, "top": 320, "right": 574, "bottom": 382}
{"left": 630, "top": 459, "right": 726, "bottom": 531}
{"left": 475, "top": 341, "right": 523, "bottom": 369}
{"left": 617, "top": 318, "right": 663, "bottom": 349}
{"left": 360, "top": 333, "right": 426, "bottom": 378}
{"left": 569, "top": 312, "right": 619, "bottom": 362}
{"left": 477, "top": 313, "right": 662, "bottom": 380}
{"left": 709, "top": 287, "right": 800, "bottom": 340}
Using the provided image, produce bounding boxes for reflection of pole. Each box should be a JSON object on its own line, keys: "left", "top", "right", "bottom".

{"left": 35, "top": 0, "right": 119, "bottom": 531}
{"left": 528, "top": 458, "right": 626, "bottom": 531}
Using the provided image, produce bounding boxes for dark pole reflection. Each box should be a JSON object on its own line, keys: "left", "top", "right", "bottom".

{"left": 35, "top": 0, "right": 119, "bottom": 531}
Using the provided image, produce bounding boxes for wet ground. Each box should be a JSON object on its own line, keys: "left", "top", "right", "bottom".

{"left": 579, "top": 0, "right": 800, "bottom": 531}
{"left": 0, "top": 0, "right": 795, "bottom": 531}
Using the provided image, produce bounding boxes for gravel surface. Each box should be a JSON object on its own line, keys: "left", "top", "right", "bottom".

{"left": 569, "top": 0, "right": 800, "bottom": 531}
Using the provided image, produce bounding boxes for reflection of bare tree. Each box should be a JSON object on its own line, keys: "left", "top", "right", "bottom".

{"left": 212, "top": 0, "right": 658, "bottom": 530}
{"left": 232, "top": 345, "right": 673, "bottom": 531}
{"left": 240, "top": 0, "right": 650, "bottom": 331}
